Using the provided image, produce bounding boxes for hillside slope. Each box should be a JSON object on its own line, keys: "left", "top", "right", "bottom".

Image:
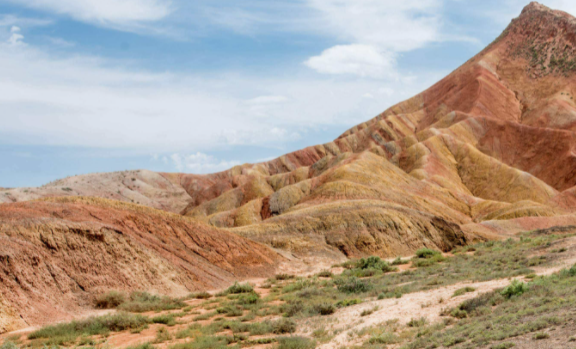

{"left": 0, "top": 197, "right": 280, "bottom": 333}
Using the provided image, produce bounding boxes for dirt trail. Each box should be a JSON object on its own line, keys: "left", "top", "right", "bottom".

{"left": 312, "top": 278, "right": 512, "bottom": 349}
{"left": 309, "top": 248, "right": 576, "bottom": 349}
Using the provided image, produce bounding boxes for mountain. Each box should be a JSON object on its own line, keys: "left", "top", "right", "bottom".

{"left": 3, "top": 1, "right": 576, "bottom": 332}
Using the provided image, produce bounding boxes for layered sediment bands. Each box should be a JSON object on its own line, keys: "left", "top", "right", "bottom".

{"left": 6, "top": 1, "right": 576, "bottom": 288}
{"left": 0, "top": 197, "right": 280, "bottom": 331}
{"left": 233, "top": 200, "right": 470, "bottom": 258}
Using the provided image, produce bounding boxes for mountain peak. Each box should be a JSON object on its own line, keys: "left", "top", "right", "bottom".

{"left": 521, "top": 2, "right": 551, "bottom": 15}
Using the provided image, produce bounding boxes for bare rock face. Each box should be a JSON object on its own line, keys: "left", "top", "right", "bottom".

{"left": 0, "top": 197, "right": 280, "bottom": 333}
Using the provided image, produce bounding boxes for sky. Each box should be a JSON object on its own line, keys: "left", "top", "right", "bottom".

{"left": 1, "top": 0, "right": 576, "bottom": 187}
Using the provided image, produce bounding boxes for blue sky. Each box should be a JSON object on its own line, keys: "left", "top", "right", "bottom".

{"left": 1, "top": 0, "right": 575, "bottom": 187}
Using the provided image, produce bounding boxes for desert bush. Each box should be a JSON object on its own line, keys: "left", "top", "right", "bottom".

{"left": 392, "top": 257, "right": 409, "bottom": 265}
{"left": 297, "top": 287, "right": 322, "bottom": 299}
{"left": 282, "top": 300, "right": 304, "bottom": 317}
{"left": 360, "top": 306, "right": 378, "bottom": 317}
{"left": 491, "top": 343, "right": 515, "bottom": 349}
{"left": 273, "top": 318, "right": 297, "bottom": 334}
{"left": 569, "top": 264, "right": 576, "bottom": 277}
{"left": 275, "top": 274, "right": 296, "bottom": 280}
{"left": 317, "top": 270, "right": 333, "bottom": 278}
{"left": 154, "top": 327, "right": 172, "bottom": 343}
{"left": 312, "top": 303, "right": 335, "bottom": 315}
{"left": 95, "top": 291, "right": 126, "bottom": 309}
{"left": 356, "top": 256, "right": 396, "bottom": 273}
{"left": 532, "top": 332, "right": 549, "bottom": 340}
{"left": 0, "top": 342, "right": 18, "bottom": 349}
{"left": 216, "top": 305, "right": 243, "bottom": 317}
{"left": 224, "top": 282, "right": 254, "bottom": 295}
{"left": 378, "top": 291, "right": 402, "bottom": 299}
{"left": 191, "top": 292, "right": 212, "bottom": 299}
{"left": 119, "top": 292, "right": 186, "bottom": 313}
{"left": 152, "top": 314, "right": 176, "bottom": 326}
{"left": 335, "top": 277, "right": 372, "bottom": 293}
{"left": 452, "top": 287, "right": 476, "bottom": 297}
{"left": 335, "top": 298, "right": 361, "bottom": 308}
{"left": 407, "top": 317, "right": 428, "bottom": 328}
{"left": 236, "top": 293, "right": 260, "bottom": 305}
{"left": 368, "top": 332, "right": 399, "bottom": 345}
{"left": 501, "top": 280, "right": 528, "bottom": 299}
{"left": 29, "top": 312, "right": 149, "bottom": 341}
{"left": 415, "top": 248, "right": 441, "bottom": 259}
{"left": 248, "top": 322, "right": 274, "bottom": 335}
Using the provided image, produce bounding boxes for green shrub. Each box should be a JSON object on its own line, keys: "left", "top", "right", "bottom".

{"left": 356, "top": 256, "right": 395, "bottom": 272}
{"left": 569, "top": 264, "right": 576, "bottom": 277}
{"left": 276, "top": 336, "right": 316, "bottom": 349}
{"left": 29, "top": 312, "right": 149, "bottom": 341}
{"left": 450, "top": 309, "right": 468, "bottom": 319}
{"left": 312, "top": 303, "right": 335, "bottom": 315}
{"left": 282, "top": 300, "right": 304, "bottom": 317}
{"left": 216, "top": 305, "right": 243, "bottom": 317}
{"left": 192, "top": 292, "right": 212, "bottom": 300}
{"left": 407, "top": 317, "right": 427, "bottom": 327}
{"left": 95, "top": 291, "right": 126, "bottom": 309}
{"left": 317, "top": 270, "right": 333, "bottom": 278}
{"left": 237, "top": 293, "right": 260, "bottom": 305}
{"left": 152, "top": 314, "right": 176, "bottom": 326}
{"left": 273, "top": 318, "right": 297, "bottom": 334}
{"left": 225, "top": 282, "right": 254, "bottom": 294}
{"left": 415, "top": 248, "right": 441, "bottom": 259}
{"left": 335, "top": 298, "right": 362, "bottom": 308}
{"left": 360, "top": 307, "right": 378, "bottom": 316}
{"left": 368, "top": 332, "right": 399, "bottom": 345}
{"left": 501, "top": 280, "right": 529, "bottom": 299}
{"left": 297, "top": 287, "right": 322, "bottom": 299}
{"left": 119, "top": 292, "right": 186, "bottom": 313}
{"left": 532, "top": 332, "right": 549, "bottom": 340}
{"left": 452, "top": 287, "right": 476, "bottom": 297}
{"left": 154, "top": 327, "right": 172, "bottom": 343}
{"left": 335, "top": 277, "right": 372, "bottom": 293}
{"left": 378, "top": 291, "right": 402, "bottom": 299}
{"left": 391, "top": 257, "right": 409, "bottom": 265}
{"left": 0, "top": 342, "right": 18, "bottom": 349}
{"left": 248, "top": 322, "right": 274, "bottom": 335}
{"left": 275, "top": 274, "right": 296, "bottom": 281}
{"left": 491, "top": 343, "right": 515, "bottom": 349}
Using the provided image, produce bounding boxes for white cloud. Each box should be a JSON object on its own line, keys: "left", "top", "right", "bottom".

{"left": 170, "top": 152, "right": 240, "bottom": 173}
{"left": 307, "top": 0, "right": 442, "bottom": 51}
{"left": 305, "top": 44, "right": 397, "bottom": 78}
{"left": 302, "top": 0, "right": 443, "bottom": 78}
{"left": 7, "top": 26, "right": 24, "bottom": 46}
{"left": 246, "top": 95, "right": 288, "bottom": 105}
{"left": 6, "top": 0, "right": 171, "bottom": 24}
{"left": 0, "top": 38, "right": 445, "bottom": 156}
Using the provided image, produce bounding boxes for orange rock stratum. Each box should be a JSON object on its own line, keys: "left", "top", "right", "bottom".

{"left": 4, "top": 1, "right": 576, "bottom": 332}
